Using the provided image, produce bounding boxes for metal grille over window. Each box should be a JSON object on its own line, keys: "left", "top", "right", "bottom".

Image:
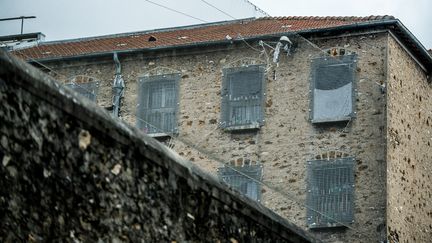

{"left": 306, "top": 157, "right": 355, "bottom": 228}
{"left": 137, "top": 73, "right": 180, "bottom": 135}
{"left": 310, "top": 54, "right": 357, "bottom": 123}
{"left": 217, "top": 164, "right": 262, "bottom": 201}
{"left": 221, "top": 65, "right": 265, "bottom": 130}
{"left": 65, "top": 81, "right": 99, "bottom": 101}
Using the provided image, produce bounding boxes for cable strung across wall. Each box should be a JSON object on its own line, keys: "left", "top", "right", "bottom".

{"left": 132, "top": 115, "right": 364, "bottom": 234}
{"left": 17, "top": 3, "right": 388, "bottom": 240}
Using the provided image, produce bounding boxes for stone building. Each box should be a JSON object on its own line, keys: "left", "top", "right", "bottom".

{"left": 0, "top": 49, "right": 315, "bottom": 242}
{"left": 12, "top": 16, "right": 432, "bottom": 242}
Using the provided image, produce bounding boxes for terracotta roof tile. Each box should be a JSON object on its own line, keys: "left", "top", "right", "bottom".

{"left": 13, "top": 16, "right": 395, "bottom": 60}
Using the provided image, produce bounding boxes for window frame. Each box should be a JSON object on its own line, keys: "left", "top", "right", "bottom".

{"left": 136, "top": 73, "right": 181, "bottom": 137}
{"left": 217, "top": 164, "right": 263, "bottom": 202}
{"left": 309, "top": 54, "right": 357, "bottom": 124}
{"left": 221, "top": 65, "right": 266, "bottom": 131}
{"left": 65, "top": 81, "right": 99, "bottom": 102}
{"left": 306, "top": 157, "right": 355, "bottom": 229}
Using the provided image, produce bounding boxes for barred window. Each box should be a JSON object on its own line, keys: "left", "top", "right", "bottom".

{"left": 221, "top": 65, "right": 265, "bottom": 130}
{"left": 65, "top": 81, "right": 98, "bottom": 101}
{"left": 306, "top": 157, "right": 355, "bottom": 228}
{"left": 218, "top": 165, "right": 262, "bottom": 201}
{"left": 310, "top": 54, "right": 357, "bottom": 123}
{"left": 137, "top": 73, "right": 180, "bottom": 135}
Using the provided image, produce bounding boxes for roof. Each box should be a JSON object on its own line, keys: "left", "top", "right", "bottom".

{"left": 13, "top": 16, "right": 395, "bottom": 61}
{"left": 0, "top": 32, "right": 45, "bottom": 43}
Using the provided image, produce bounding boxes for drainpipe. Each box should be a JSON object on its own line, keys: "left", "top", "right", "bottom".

{"left": 112, "top": 52, "right": 125, "bottom": 117}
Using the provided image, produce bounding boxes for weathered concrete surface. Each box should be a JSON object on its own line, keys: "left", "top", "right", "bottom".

{"left": 386, "top": 35, "right": 432, "bottom": 242}
{"left": 38, "top": 32, "right": 390, "bottom": 242}
{"left": 0, "top": 50, "right": 316, "bottom": 242}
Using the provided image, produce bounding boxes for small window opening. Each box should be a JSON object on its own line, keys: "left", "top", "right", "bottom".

{"left": 148, "top": 36, "right": 157, "bottom": 42}
{"left": 310, "top": 54, "right": 357, "bottom": 123}
{"left": 218, "top": 164, "right": 263, "bottom": 201}
{"left": 306, "top": 157, "right": 355, "bottom": 228}
{"left": 136, "top": 73, "right": 180, "bottom": 135}
{"left": 220, "top": 65, "right": 266, "bottom": 130}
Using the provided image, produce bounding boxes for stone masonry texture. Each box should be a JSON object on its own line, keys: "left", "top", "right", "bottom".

{"left": 32, "top": 31, "right": 395, "bottom": 242}
{"left": 386, "top": 35, "right": 432, "bottom": 242}
{"left": 0, "top": 50, "right": 315, "bottom": 242}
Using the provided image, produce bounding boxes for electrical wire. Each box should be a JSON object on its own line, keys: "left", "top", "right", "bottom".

{"left": 15, "top": 3, "right": 388, "bottom": 240}
{"left": 26, "top": 40, "right": 374, "bottom": 241}
{"left": 241, "top": 0, "right": 270, "bottom": 17}
{"left": 31, "top": 42, "right": 372, "bottom": 243}
{"left": 199, "top": 0, "right": 236, "bottom": 20}
{"left": 120, "top": 5, "right": 380, "bottom": 237}
{"left": 133, "top": 115, "right": 361, "bottom": 232}
{"left": 143, "top": 0, "right": 208, "bottom": 23}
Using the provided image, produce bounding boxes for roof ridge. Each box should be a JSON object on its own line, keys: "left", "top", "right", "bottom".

{"left": 37, "top": 17, "right": 256, "bottom": 47}
{"left": 15, "top": 15, "right": 414, "bottom": 62}
{"left": 258, "top": 15, "right": 395, "bottom": 21}
{"left": 19, "top": 15, "right": 397, "bottom": 48}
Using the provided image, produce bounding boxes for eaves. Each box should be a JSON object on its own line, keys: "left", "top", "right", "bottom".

{"left": 27, "top": 19, "right": 432, "bottom": 75}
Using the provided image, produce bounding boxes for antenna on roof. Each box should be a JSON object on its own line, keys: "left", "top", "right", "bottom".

{"left": 0, "top": 16, "right": 36, "bottom": 34}
{"left": 0, "top": 16, "right": 43, "bottom": 51}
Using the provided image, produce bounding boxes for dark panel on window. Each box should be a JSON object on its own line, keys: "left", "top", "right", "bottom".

{"left": 306, "top": 157, "right": 355, "bottom": 228}
{"left": 137, "top": 73, "right": 180, "bottom": 134}
{"left": 315, "top": 64, "right": 352, "bottom": 90}
{"left": 229, "top": 71, "right": 261, "bottom": 98}
{"left": 218, "top": 165, "right": 262, "bottom": 201}
{"left": 65, "top": 81, "right": 98, "bottom": 101}
{"left": 221, "top": 65, "right": 265, "bottom": 129}
{"left": 310, "top": 54, "right": 357, "bottom": 123}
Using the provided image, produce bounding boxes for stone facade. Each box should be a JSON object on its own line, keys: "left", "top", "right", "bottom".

{"left": 34, "top": 31, "right": 398, "bottom": 242}
{"left": 386, "top": 36, "right": 432, "bottom": 242}
{"left": 0, "top": 50, "right": 314, "bottom": 243}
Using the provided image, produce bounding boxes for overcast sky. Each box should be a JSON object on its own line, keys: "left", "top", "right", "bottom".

{"left": 0, "top": 0, "right": 431, "bottom": 48}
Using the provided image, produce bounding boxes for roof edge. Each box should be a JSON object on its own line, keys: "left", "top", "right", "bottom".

{"left": 26, "top": 18, "right": 432, "bottom": 74}
{"left": 37, "top": 18, "right": 256, "bottom": 46}
{"left": 259, "top": 15, "right": 395, "bottom": 21}
{"left": 393, "top": 20, "right": 432, "bottom": 72}
{"left": 26, "top": 19, "right": 399, "bottom": 62}
{"left": 0, "top": 32, "right": 45, "bottom": 42}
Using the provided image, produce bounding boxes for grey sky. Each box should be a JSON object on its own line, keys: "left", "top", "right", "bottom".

{"left": 253, "top": 0, "right": 432, "bottom": 49}
{"left": 0, "top": 0, "right": 260, "bottom": 39}
{"left": 0, "top": 0, "right": 431, "bottom": 49}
